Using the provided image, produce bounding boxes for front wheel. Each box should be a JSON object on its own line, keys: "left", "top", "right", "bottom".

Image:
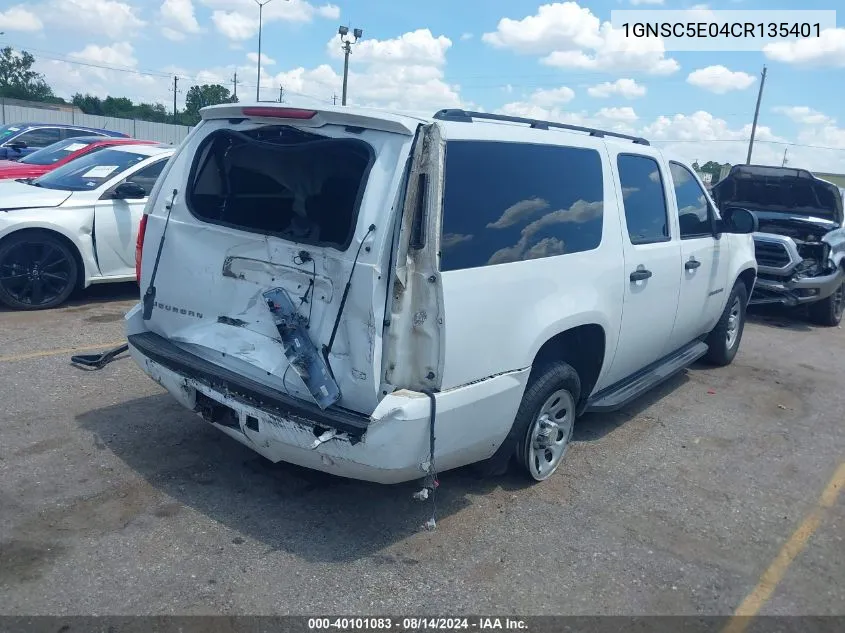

{"left": 514, "top": 362, "right": 581, "bottom": 482}
{"left": 808, "top": 282, "right": 844, "bottom": 326}
{"left": 704, "top": 281, "right": 748, "bottom": 366}
{"left": 0, "top": 232, "right": 79, "bottom": 310}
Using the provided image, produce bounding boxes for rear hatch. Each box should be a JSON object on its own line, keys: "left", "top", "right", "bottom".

{"left": 134, "top": 105, "right": 421, "bottom": 421}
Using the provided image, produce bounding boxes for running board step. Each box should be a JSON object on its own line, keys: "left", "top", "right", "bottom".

{"left": 585, "top": 341, "right": 709, "bottom": 413}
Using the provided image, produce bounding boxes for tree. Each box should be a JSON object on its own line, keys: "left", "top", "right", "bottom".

{"left": 699, "top": 161, "right": 723, "bottom": 180}
{"left": 0, "top": 46, "right": 56, "bottom": 101}
{"left": 184, "top": 84, "right": 237, "bottom": 124}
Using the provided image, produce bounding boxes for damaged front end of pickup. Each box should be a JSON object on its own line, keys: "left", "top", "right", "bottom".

{"left": 712, "top": 165, "right": 845, "bottom": 323}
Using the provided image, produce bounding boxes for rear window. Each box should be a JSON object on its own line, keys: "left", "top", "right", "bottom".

{"left": 186, "top": 125, "right": 375, "bottom": 251}
{"left": 439, "top": 140, "right": 604, "bottom": 271}
{"left": 20, "top": 139, "right": 93, "bottom": 165}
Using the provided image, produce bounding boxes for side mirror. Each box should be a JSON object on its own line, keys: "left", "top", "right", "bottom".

{"left": 7, "top": 140, "right": 26, "bottom": 151}
{"left": 112, "top": 181, "right": 147, "bottom": 200}
{"left": 721, "top": 207, "right": 758, "bottom": 234}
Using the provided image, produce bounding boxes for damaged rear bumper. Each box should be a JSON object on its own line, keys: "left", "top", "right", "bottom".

{"left": 750, "top": 267, "right": 845, "bottom": 306}
{"left": 125, "top": 307, "right": 527, "bottom": 484}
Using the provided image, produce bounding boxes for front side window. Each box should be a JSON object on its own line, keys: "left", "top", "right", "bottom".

{"left": 617, "top": 154, "right": 669, "bottom": 245}
{"left": 32, "top": 148, "right": 151, "bottom": 191}
{"left": 64, "top": 128, "right": 105, "bottom": 139}
{"left": 439, "top": 141, "right": 604, "bottom": 271}
{"left": 670, "top": 162, "right": 712, "bottom": 239}
{"left": 14, "top": 127, "right": 62, "bottom": 148}
{"left": 19, "top": 138, "right": 94, "bottom": 166}
{"left": 187, "top": 126, "right": 374, "bottom": 250}
{"left": 125, "top": 159, "right": 166, "bottom": 196}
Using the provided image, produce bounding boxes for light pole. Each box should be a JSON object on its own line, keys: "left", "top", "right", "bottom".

{"left": 338, "top": 25, "right": 362, "bottom": 106}
{"left": 254, "top": 0, "right": 274, "bottom": 101}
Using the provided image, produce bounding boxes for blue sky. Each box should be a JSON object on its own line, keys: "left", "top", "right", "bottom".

{"left": 1, "top": 0, "right": 843, "bottom": 171}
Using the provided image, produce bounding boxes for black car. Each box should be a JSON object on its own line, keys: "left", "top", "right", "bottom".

{"left": 711, "top": 164, "right": 845, "bottom": 326}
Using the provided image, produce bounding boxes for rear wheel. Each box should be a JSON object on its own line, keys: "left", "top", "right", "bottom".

{"left": 0, "top": 232, "right": 79, "bottom": 310}
{"left": 704, "top": 281, "right": 748, "bottom": 366}
{"left": 808, "top": 282, "right": 844, "bottom": 326}
{"left": 514, "top": 362, "right": 581, "bottom": 482}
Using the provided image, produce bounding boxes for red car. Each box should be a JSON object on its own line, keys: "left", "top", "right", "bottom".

{"left": 0, "top": 136, "right": 160, "bottom": 181}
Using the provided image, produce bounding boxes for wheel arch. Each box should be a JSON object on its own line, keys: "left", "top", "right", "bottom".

{"left": 736, "top": 266, "right": 757, "bottom": 300}
{"left": 530, "top": 323, "right": 606, "bottom": 409}
{"left": 0, "top": 226, "right": 91, "bottom": 289}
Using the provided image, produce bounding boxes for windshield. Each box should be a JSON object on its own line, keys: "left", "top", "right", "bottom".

{"left": 32, "top": 148, "right": 150, "bottom": 191}
{"left": 0, "top": 124, "right": 23, "bottom": 142}
{"left": 19, "top": 139, "right": 95, "bottom": 166}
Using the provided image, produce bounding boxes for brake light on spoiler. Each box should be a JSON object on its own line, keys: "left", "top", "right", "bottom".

{"left": 241, "top": 107, "right": 317, "bottom": 119}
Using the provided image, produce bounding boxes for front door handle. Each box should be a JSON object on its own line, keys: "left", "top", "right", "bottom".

{"left": 630, "top": 268, "right": 653, "bottom": 282}
{"left": 685, "top": 258, "right": 701, "bottom": 271}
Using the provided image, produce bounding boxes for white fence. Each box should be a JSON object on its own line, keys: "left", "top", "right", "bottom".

{"left": 0, "top": 103, "right": 193, "bottom": 145}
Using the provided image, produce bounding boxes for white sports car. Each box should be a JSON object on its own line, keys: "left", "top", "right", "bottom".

{"left": 0, "top": 144, "right": 174, "bottom": 310}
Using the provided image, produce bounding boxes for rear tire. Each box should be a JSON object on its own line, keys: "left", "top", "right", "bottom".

{"left": 808, "top": 282, "right": 844, "bottom": 326}
{"left": 704, "top": 281, "right": 748, "bottom": 367}
{"left": 0, "top": 232, "right": 79, "bottom": 310}
{"left": 513, "top": 362, "right": 581, "bottom": 482}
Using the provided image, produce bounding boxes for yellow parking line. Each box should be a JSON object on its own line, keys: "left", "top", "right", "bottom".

{"left": 721, "top": 461, "right": 845, "bottom": 633}
{"left": 0, "top": 340, "right": 126, "bottom": 363}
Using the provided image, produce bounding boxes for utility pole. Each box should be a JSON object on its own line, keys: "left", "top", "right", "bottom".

{"left": 171, "top": 76, "right": 181, "bottom": 122}
{"left": 254, "top": 0, "right": 275, "bottom": 101}
{"left": 231, "top": 71, "right": 239, "bottom": 99}
{"left": 337, "top": 25, "right": 363, "bottom": 105}
{"left": 278, "top": 85, "right": 284, "bottom": 102}
{"left": 746, "top": 65, "right": 767, "bottom": 165}
{"left": 332, "top": 93, "right": 338, "bottom": 105}
{"left": 782, "top": 147, "right": 788, "bottom": 167}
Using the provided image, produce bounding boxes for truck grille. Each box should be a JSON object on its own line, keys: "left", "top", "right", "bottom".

{"left": 754, "top": 239, "right": 791, "bottom": 269}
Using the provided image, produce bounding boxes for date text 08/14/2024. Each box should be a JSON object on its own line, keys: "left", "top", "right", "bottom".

{"left": 307, "top": 618, "right": 528, "bottom": 631}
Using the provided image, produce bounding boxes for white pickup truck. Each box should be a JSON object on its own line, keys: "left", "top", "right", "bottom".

{"left": 127, "top": 104, "right": 758, "bottom": 485}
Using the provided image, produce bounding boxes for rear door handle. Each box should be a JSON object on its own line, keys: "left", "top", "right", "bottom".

{"left": 630, "top": 269, "right": 653, "bottom": 281}
{"left": 685, "top": 258, "right": 701, "bottom": 270}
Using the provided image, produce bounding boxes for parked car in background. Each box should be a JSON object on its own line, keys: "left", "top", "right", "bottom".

{"left": 127, "top": 104, "right": 757, "bottom": 486}
{"left": 0, "top": 144, "right": 174, "bottom": 310}
{"left": 0, "top": 123, "right": 129, "bottom": 161}
{"left": 712, "top": 164, "right": 845, "bottom": 326}
{"left": 0, "top": 136, "right": 159, "bottom": 182}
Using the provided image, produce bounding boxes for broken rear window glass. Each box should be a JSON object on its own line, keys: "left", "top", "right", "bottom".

{"left": 186, "top": 126, "right": 374, "bottom": 251}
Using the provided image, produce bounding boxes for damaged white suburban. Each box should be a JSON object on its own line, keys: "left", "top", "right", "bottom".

{"left": 128, "top": 104, "right": 757, "bottom": 484}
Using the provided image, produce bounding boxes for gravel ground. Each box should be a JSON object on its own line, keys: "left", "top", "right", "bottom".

{"left": 0, "top": 284, "right": 843, "bottom": 617}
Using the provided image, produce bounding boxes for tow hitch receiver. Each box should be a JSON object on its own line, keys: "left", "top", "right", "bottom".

{"left": 263, "top": 287, "right": 341, "bottom": 410}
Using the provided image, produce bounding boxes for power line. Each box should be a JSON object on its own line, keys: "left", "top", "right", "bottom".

{"left": 654, "top": 139, "right": 845, "bottom": 151}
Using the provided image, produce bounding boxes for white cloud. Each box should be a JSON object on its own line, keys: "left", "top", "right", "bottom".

{"left": 482, "top": 2, "right": 679, "bottom": 75}
{"left": 764, "top": 28, "right": 845, "bottom": 68}
{"left": 202, "top": 0, "right": 340, "bottom": 40}
{"left": 772, "top": 106, "right": 835, "bottom": 126}
{"left": 328, "top": 29, "right": 452, "bottom": 66}
{"left": 587, "top": 78, "right": 646, "bottom": 99}
{"left": 69, "top": 42, "right": 138, "bottom": 69}
{"left": 318, "top": 4, "right": 340, "bottom": 19}
{"left": 159, "top": 0, "right": 201, "bottom": 40}
{"left": 596, "top": 106, "right": 638, "bottom": 122}
{"left": 247, "top": 51, "right": 276, "bottom": 66}
{"left": 45, "top": 0, "right": 145, "bottom": 38}
{"left": 0, "top": 5, "right": 43, "bottom": 31}
{"left": 630, "top": 0, "right": 664, "bottom": 4}
{"left": 526, "top": 86, "right": 575, "bottom": 107}
{"left": 211, "top": 10, "right": 256, "bottom": 40}
{"left": 686, "top": 65, "right": 755, "bottom": 94}
{"left": 460, "top": 33, "right": 473, "bottom": 41}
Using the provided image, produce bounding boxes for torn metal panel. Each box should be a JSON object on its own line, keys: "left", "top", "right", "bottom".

{"left": 263, "top": 286, "right": 341, "bottom": 410}
{"left": 381, "top": 123, "right": 446, "bottom": 393}
{"left": 223, "top": 256, "right": 335, "bottom": 303}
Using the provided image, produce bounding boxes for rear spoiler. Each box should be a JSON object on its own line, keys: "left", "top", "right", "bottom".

{"left": 199, "top": 104, "right": 420, "bottom": 136}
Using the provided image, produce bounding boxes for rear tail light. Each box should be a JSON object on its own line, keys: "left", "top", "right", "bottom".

{"left": 242, "top": 107, "right": 317, "bottom": 119}
{"left": 135, "top": 214, "right": 148, "bottom": 283}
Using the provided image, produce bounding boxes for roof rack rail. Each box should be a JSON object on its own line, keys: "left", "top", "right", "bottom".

{"left": 432, "top": 109, "right": 650, "bottom": 146}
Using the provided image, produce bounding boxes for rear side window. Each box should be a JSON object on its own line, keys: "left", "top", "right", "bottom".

{"left": 617, "top": 154, "right": 669, "bottom": 244}
{"left": 439, "top": 141, "right": 604, "bottom": 271}
{"left": 187, "top": 126, "right": 374, "bottom": 251}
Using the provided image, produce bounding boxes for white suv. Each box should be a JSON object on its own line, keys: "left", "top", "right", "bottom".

{"left": 127, "top": 104, "right": 758, "bottom": 484}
